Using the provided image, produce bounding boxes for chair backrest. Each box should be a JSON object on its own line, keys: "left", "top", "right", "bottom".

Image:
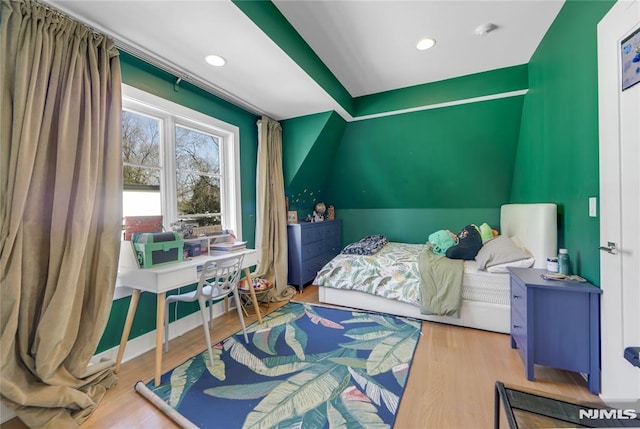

{"left": 197, "top": 254, "right": 244, "bottom": 299}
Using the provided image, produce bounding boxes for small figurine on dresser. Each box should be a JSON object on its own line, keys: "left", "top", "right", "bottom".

{"left": 327, "top": 205, "right": 335, "bottom": 220}
{"left": 313, "top": 201, "right": 327, "bottom": 222}
{"left": 314, "top": 202, "right": 326, "bottom": 221}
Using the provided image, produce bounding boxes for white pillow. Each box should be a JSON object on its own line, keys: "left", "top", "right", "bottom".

{"left": 486, "top": 257, "right": 535, "bottom": 273}
{"left": 475, "top": 235, "right": 535, "bottom": 272}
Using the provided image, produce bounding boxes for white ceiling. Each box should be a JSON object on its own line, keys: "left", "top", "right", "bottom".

{"left": 45, "top": 0, "right": 564, "bottom": 121}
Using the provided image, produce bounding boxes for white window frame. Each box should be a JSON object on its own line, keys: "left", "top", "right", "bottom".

{"left": 121, "top": 84, "right": 242, "bottom": 238}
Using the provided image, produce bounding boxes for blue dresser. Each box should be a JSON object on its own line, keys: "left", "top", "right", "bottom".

{"left": 508, "top": 267, "right": 602, "bottom": 394}
{"left": 287, "top": 220, "right": 341, "bottom": 292}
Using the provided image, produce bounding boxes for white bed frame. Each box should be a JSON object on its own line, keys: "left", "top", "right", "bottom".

{"left": 318, "top": 203, "right": 557, "bottom": 333}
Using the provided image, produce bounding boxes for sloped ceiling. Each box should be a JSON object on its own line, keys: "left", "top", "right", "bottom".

{"left": 44, "top": 0, "right": 564, "bottom": 121}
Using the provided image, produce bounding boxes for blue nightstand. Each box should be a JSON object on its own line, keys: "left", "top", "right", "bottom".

{"left": 508, "top": 267, "right": 602, "bottom": 394}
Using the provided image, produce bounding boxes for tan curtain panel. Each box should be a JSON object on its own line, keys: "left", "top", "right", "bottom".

{"left": 254, "top": 117, "right": 294, "bottom": 301}
{"left": 0, "top": 1, "right": 122, "bottom": 427}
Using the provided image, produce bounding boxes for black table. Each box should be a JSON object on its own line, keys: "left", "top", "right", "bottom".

{"left": 494, "top": 381, "right": 640, "bottom": 428}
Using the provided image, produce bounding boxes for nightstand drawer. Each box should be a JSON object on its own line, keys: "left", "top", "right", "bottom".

{"left": 511, "top": 276, "right": 526, "bottom": 305}
{"left": 510, "top": 294, "right": 528, "bottom": 362}
{"left": 511, "top": 304, "right": 527, "bottom": 336}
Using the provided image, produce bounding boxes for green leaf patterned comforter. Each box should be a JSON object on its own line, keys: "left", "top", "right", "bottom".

{"left": 315, "top": 242, "right": 426, "bottom": 306}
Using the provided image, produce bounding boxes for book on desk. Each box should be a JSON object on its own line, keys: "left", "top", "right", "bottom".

{"left": 210, "top": 241, "right": 247, "bottom": 252}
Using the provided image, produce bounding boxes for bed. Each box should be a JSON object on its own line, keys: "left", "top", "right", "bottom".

{"left": 316, "top": 203, "right": 557, "bottom": 333}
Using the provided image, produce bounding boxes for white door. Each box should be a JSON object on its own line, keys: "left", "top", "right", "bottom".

{"left": 598, "top": 0, "right": 640, "bottom": 406}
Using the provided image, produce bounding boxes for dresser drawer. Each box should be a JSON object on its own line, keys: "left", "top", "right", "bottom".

{"left": 324, "top": 222, "right": 341, "bottom": 239}
{"left": 304, "top": 255, "right": 327, "bottom": 281}
{"left": 302, "top": 240, "right": 324, "bottom": 261}
{"left": 301, "top": 225, "right": 323, "bottom": 244}
{"left": 323, "top": 236, "right": 341, "bottom": 254}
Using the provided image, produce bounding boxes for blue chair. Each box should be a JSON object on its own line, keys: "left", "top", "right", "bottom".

{"left": 164, "top": 254, "right": 249, "bottom": 363}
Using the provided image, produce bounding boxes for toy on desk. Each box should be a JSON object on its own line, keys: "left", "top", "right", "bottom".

{"left": 169, "top": 219, "right": 197, "bottom": 239}
{"left": 184, "top": 241, "right": 201, "bottom": 257}
{"left": 132, "top": 232, "right": 184, "bottom": 268}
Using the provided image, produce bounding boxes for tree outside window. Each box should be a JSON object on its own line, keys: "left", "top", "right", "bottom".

{"left": 175, "top": 125, "right": 222, "bottom": 226}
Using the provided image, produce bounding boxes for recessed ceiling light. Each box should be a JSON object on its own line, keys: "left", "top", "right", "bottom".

{"left": 416, "top": 38, "right": 436, "bottom": 51}
{"left": 205, "top": 54, "right": 226, "bottom": 67}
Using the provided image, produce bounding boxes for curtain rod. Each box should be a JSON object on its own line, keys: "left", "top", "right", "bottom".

{"left": 36, "top": 0, "right": 264, "bottom": 118}
{"left": 34, "top": 0, "right": 102, "bottom": 37}
{"left": 118, "top": 42, "right": 265, "bottom": 117}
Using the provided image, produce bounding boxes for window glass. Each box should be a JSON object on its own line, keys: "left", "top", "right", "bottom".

{"left": 122, "top": 110, "right": 162, "bottom": 217}
{"left": 175, "top": 126, "right": 222, "bottom": 226}
{"left": 175, "top": 125, "right": 219, "bottom": 173}
{"left": 176, "top": 173, "right": 221, "bottom": 225}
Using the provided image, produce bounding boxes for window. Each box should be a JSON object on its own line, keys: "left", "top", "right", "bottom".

{"left": 121, "top": 84, "right": 242, "bottom": 238}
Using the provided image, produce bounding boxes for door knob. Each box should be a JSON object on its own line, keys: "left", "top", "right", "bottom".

{"left": 599, "top": 242, "right": 618, "bottom": 255}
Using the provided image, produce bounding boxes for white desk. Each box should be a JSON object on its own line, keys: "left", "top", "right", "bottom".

{"left": 115, "top": 244, "right": 261, "bottom": 386}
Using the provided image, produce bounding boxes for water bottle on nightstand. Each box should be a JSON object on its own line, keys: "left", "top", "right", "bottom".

{"left": 558, "top": 248, "right": 570, "bottom": 275}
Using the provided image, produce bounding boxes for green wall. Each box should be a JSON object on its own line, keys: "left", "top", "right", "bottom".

{"left": 328, "top": 97, "right": 524, "bottom": 209}
{"left": 511, "top": 0, "right": 615, "bottom": 285}
{"left": 336, "top": 208, "right": 501, "bottom": 246}
{"left": 354, "top": 64, "right": 528, "bottom": 117}
{"left": 324, "top": 95, "right": 524, "bottom": 244}
{"left": 282, "top": 111, "right": 346, "bottom": 218}
{"left": 97, "top": 52, "right": 259, "bottom": 353}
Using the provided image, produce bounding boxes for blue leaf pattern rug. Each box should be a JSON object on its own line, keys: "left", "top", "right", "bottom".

{"left": 139, "top": 302, "right": 422, "bottom": 429}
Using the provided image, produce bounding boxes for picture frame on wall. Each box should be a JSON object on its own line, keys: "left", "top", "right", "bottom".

{"left": 287, "top": 211, "right": 298, "bottom": 224}
{"left": 621, "top": 25, "right": 640, "bottom": 91}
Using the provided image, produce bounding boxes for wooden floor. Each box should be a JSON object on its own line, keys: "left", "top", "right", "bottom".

{"left": 2, "top": 285, "right": 601, "bottom": 429}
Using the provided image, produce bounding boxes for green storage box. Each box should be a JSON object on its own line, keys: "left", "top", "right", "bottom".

{"left": 133, "top": 232, "right": 184, "bottom": 268}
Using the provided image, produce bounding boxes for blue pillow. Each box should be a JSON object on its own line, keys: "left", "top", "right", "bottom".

{"left": 341, "top": 235, "right": 388, "bottom": 255}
